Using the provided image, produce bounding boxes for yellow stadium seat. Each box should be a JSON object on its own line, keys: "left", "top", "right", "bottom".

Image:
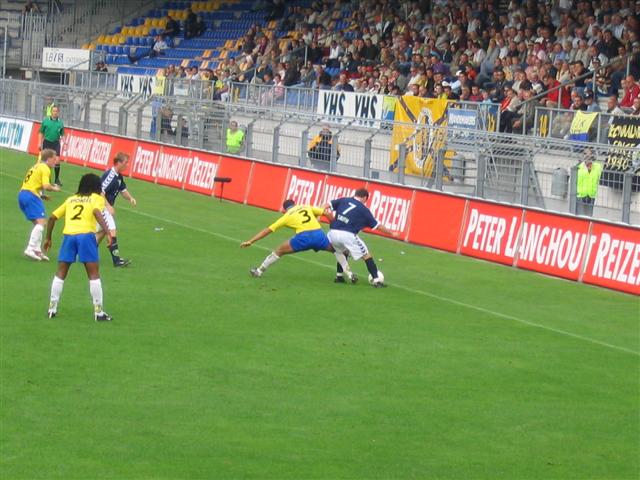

{"left": 118, "top": 35, "right": 126, "bottom": 44}
{"left": 81, "top": 43, "right": 89, "bottom": 49}
{"left": 168, "top": 9, "right": 174, "bottom": 16}
{"left": 142, "top": 26, "right": 150, "bottom": 36}
{"left": 133, "top": 26, "right": 141, "bottom": 36}
{"left": 88, "top": 43, "right": 96, "bottom": 50}
{"left": 98, "top": 34, "right": 105, "bottom": 43}
{"left": 181, "top": 59, "right": 189, "bottom": 67}
{"left": 144, "top": 18, "right": 152, "bottom": 26}
{"left": 158, "top": 19, "right": 167, "bottom": 27}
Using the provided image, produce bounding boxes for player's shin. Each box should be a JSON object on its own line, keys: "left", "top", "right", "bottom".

{"left": 27, "top": 224, "right": 44, "bottom": 252}
{"left": 365, "top": 257, "right": 380, "bottom": 280}
{"left": 259, "top": 252, "right": 280, "bottom": 272}
{"left": 108, "top": 237, "right": 121, "bottom": 263}
{"left": 49, "top": 276, "right": 64, "bottom": 313}
{"left": 334, "top": 252, "right": 351, "bottom": 277}
{"left": 89, "top": 279, "right": 104, "bottom": 313}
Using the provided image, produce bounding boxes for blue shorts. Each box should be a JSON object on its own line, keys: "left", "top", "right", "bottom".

{"left": 58, "top": 233, "right": 99, "bottom": 263}
{"left": 18, "top": 190, "right": 46, "bottom": 221}
{"left": 289, "top": 229, "right": 330, "bottom": 252}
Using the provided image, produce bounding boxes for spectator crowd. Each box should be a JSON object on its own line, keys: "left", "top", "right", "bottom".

{"left": 152, "top": 0, "right": 640, "bottom": 132}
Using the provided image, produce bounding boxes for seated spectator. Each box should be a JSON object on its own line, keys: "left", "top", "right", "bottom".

{"left": 606, "top": 95, "right": 626, "bottom": 116}
{"left": 583, "top": 90, "right": 600, "bottom": 112}
{"left": 23, "top": 1, "right": 40, "bottom": 14}
{"left": 620, "top": 75, "right": 640, "bottom": 109}
{"left": 128, "top": 35, "right": 167, "bottom": 63}
{"left": 94, "top": 61, "right": 108, "bottom": 72}
{"left": 333, "top": 73, "right": 354, "bottom": 92}
{"left": 163, "top": 15, "right": 180, "bottom": 38}
{"left": 631, "top": 97, "right": 640, "bottom": 115}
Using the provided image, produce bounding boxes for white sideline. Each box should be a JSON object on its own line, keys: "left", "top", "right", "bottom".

{"left": 129, "top": 208, "right": 640, "bottom": 358}
{"left": 3, "top": 171, "right": 638, "bottom": 357}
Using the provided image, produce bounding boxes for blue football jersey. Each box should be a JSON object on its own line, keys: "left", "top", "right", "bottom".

{"left": 101, "top": 167, "right": 127, "bottom": 206}
{"left": 329, "top": 197, "right": 378, "bottom": 234}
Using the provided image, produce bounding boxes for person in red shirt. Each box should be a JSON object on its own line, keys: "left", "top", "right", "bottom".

{"left": 620, "top": 75, "right": 640, "bottom": 108}
{"left": 543, "top": 74, "right": 570, "bottom": 109}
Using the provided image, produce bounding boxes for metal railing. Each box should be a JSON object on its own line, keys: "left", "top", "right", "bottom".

{"left": 1, "top": 77, "right": 637, "bottom": 225}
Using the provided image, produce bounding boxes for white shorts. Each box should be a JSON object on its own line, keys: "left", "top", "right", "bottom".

{"left": 327, "top": 229, "right": 369, "bottom": 261}
{"left": 97, "top": 209, "right": 116, "bottom": 233}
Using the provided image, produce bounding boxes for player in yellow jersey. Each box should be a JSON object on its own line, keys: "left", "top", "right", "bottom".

{"left": 18, "top": 149, "right": 61, "bottom": 261}
{"left": 43, "top": 174, "right": 114, "bottom": 322}
{"left": 240, "top": 199, "right": 354, "bottom": 280}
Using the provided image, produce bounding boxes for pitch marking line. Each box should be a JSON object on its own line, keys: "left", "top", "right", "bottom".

{"left": 2, "top": 171, "right": 638, "bottom": 357}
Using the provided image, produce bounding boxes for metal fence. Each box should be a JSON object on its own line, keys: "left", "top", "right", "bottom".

{"left": 1, "top": 78, "right": 638, "bottom": 225}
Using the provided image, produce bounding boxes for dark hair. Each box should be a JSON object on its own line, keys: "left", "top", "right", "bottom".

{"left": 76, "top": 173, "right": 102, "bottom": 196}
{"left": 113, "top": 152, "right": 129, "bottom": 165}
{"left": 282, "top": 199, "right": 295, "bottom": 210}
{"left": 355, "top": 188, "right": 369, "bottom": 199}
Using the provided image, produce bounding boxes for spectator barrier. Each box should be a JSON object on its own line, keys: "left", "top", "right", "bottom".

{"left": 9, "top": 118, "right": 637, "bottom": 295}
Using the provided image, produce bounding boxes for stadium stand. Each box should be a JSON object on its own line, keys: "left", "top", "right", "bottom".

{"left": 76, "top": 0, "right": 639, "bottom": 123}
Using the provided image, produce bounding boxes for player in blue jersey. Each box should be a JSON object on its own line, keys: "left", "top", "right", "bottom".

{"left": 324, "top": 188, "right": 400, "bottom": 287}
{"left": 96, "top": 153, "right": 137, "bottom": 267}
{"left": 241, "top": 199, "right": 353, "bottom": 279}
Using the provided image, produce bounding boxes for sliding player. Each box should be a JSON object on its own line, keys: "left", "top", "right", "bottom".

{"left": 240, "top": 199, "right": 353, "bottom": 280}
{"left": 325, "top": 188, "right": 400, "bottom": 287}
{"left": 96, "top": 152, "right": 137, "bottom": 267}
{"left": 18, "top": 149, "right": 61, "bottom": 261}
{"left": 43, "top": 173, "right": 114, "bottom": 321}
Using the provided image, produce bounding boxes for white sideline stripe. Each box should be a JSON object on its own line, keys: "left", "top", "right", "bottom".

{"left": 3, "top": 171, "right": 638, "bottom": 357}
{"left": 127, "top": 209, "right": 640, "bottom": 358}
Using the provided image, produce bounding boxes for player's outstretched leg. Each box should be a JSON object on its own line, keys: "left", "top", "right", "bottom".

{"left": 108, "top": 236, "right": 131, "bottom": 267}
{"left": 251, "top": 252, "right": 280, "bottom": 277}
{"left": 363, "top": 255, "right": 385, "bottom": 287}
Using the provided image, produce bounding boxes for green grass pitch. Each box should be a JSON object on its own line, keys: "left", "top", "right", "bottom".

{"left": 1, "top": 148, "right": 638, "bottom": 479}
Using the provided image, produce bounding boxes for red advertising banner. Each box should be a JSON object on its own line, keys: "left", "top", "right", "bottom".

{"left": 516, "top": 211, "right": 591, "bottom": 281}
{"left": 282, "top": 169, "right": 327, "bottom": 205}
{"left": 183, "top": 151, "right": 219, "bottom": 195}
{"left": 16, "top": 119, "right": 640, "bottom": 294}
{"left": 363, "top": 182, "right": 414, "bottom": 238}
{"left": 59, "top": 128, "right": 96, "bottom": 166}
{"left": 459, "top": 201, "right": 524, "bottom": 266}
{"left": 153, "top": 145, "right": 192, "bottom": 189}
{"left": 245, "top": 163, "right": 288, "bottom": 211}
{"left": 582, "top": 223, "right": 640, "bottom": 295}
{"left": 216, "top": 156, "right": 253, "bottom": 203}
{"left": 129, "top": 140, "right": 160, "bottom": 183}
{"left": 98, "top": 136, "right": 137, "bottom": 176}
{"left": 28, "top": 122, "right": 41, "bottom": 155}
{"left": 409, "top": 191, "right": 466, "bottom": 252}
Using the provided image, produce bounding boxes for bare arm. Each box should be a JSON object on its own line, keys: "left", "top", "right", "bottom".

{"left": 94, "top": 209, "right": 112, "bottom": 246}
{"left": 43, "top": 183, "right": 61, "bottom": 192}
{"left": 240, "top": 227, "right": 272, "bottom": 247}
{"left": 38, "top": 132, "right": 43, "bottom": 149}
{"left": 42, "top": 216, "right": 58, "bottom": 252}
{"left": 376, "top": 224, "right": 401, "bottom": 238}
{"left": 120, "top": 190, "right": 137, "bottom": 206}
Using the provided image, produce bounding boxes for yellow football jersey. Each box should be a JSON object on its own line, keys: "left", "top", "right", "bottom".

{"left": 52, "top": 193, "right": 106, "bottom": 235}
{"left": 268, "top": 205, "right": 325, "bottom": 234}
{"left": 20, "top": 162, "right": 51, "bottom": 196}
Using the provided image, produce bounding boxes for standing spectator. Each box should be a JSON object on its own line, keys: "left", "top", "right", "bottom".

{"left": 184, "top": 7, "right": 198, "bottom": 39}
{"left": 576, "top": 150, "right": 603, "bottom": 216}
{"left": 23, "top": 1, "right": 41, "bottom": 14}
{"left": 308, "top": 126, "right": 339, "bottom": 169}
{"left": 226, "top": 121, "right": 245, "bottom": 154}
{"left": 163, "top": 14, "right": 180, "bottom": 38}
{"left": 39, "top": 106, "right": 64, "bottom": 186}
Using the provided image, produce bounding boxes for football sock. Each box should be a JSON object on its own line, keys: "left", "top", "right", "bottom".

{"left": 50, "top": 276, "right": 64, "bottom": 308}
{"left": 108, "top": 237, "right": 121, "bottom": 263}
{"left": 260, "top": 252, "right": 280, "bottom": 271}
{"left": 27, "top": 224, "right": 44, "bottom": 251}
{"left": 89, "top": 279, "right": 103, "bottom": 312}
{"left": 54, "top": 164, "right": 60, "bottom": 182}
{"left": 334, "top": 252, "right": 350, "bottom": 276}
{"left": 365, "top": 258, "right": 380, "bottom": 280}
